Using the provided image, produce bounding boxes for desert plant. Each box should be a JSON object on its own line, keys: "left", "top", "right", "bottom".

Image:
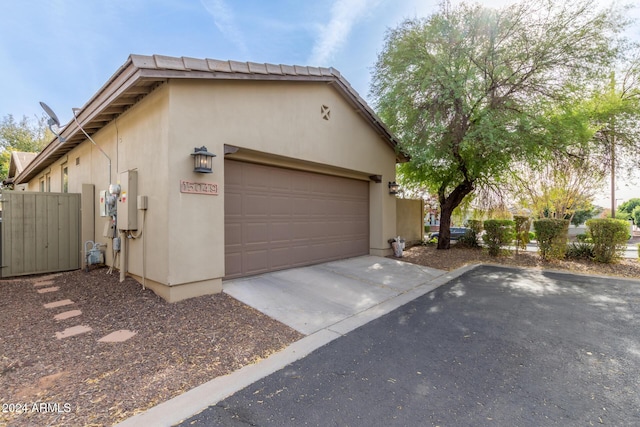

{"left": 482, "top": 219, "right": 515, "bottom": 256}
{"left": 586, "top": 218, "right": 630, "bottom": 263}
{"left": 533, "top": 219, "right": 569, "bottom": 260}
{"left": 565, "top": 242, "right": 595, "bottom": 260}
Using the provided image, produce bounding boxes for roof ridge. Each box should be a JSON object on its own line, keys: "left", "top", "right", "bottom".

{"left": 129, "top": 54, "right": 341, "bottom": 79}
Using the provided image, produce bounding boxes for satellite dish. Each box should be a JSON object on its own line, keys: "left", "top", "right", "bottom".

{"left": 40, "top": 101, "right": 61, "bottom": 127}
{"left": 39, "top": 101, "right": 66, "bottom": 142}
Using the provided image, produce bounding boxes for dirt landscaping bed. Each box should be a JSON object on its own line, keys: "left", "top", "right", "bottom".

{"left": 0, "top": 268, "right": 303, "bottom": 427}
{"left": 399, "top": 243, "right": 640, "bottom": 278}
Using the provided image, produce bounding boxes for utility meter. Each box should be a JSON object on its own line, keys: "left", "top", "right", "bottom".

{"left": 109, "top": 183, "right": 121, "bottom": 196}
{"left": 106, "top": 193, "right": 117, "bottom": 217}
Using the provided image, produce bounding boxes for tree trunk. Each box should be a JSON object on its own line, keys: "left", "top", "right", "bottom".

{"left": 437, "top": 179, "right": 475, "bottom": 250}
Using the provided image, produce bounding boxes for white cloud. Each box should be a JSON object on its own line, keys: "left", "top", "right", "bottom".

{"left": 200, "top": 0, "right": 248, "bottom": 56}
{"left": 308, "top": 0, "right": 380, "bottom": 66}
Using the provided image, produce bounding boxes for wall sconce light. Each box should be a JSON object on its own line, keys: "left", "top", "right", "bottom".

{"left": 191, "top": 146, "right": 216, "bottom": 173}
{"left": 388, "top": 181, "right": 399, "bottom": 195}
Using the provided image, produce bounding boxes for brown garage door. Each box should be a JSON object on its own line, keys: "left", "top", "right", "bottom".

{"left": 225, "top": 160, "right": 369, "bottom": 279}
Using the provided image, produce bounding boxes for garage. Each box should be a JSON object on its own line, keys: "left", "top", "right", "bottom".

{"left": 224, "top": 160, "right": 369, "bottom": 279}
{"left": 17, "top": 54, "right": 403, "bottom": 301}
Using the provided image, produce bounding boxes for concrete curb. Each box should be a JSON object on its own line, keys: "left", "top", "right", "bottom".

{"left": 115, "top": 264, "right": 477, "bottom": 427}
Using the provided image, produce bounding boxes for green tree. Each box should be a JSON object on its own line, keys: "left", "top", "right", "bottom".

{"left": 572, "top": 206, "right": 598, "bottom": 227}
{"left": 585, "top": 57, "right": 640, "bottom": 217}
{"left": 618, "top": 198, "right": 640, "bottom": 217}
{"left": 0, "top": 114, "right": 51, "bottom": 181}
{"left": 509, "top": 156, "right": 604, "bottom": 223}
{"left": 371, "top": 0, "right": 626, "bottom": 249}
{"left": 632, "top": 205, "right": 640, "bottom": 227}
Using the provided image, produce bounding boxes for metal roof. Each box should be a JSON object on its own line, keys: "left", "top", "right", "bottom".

{"left": 16, "top": 54, "right": 406, "bottom": 184}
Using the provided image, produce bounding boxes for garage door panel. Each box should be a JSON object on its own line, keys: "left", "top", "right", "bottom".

{"left": 269, "top": 196, "right": 291, "bottom": 216}
{"left": 225, "top": 162, "right": 243, "bottom": 186}
{"left": 225, "top": 223, "right": 243, "bottom": 246}
{"left": 245, "top": 223, "right": 269, "bottom": 245}
{"left": 225, "top": 253, "right": 242, "bottom": 277}
{"left": 270, "top": 222, "right": 292, "bottom": 242}
{"left": 245, "top": 194, "right": 270, "bottom": 216}
{"left": 225, "top": 193, "right": 242, "bottom": 217}
{"left": 245, "top": 250, "right": 269, "bottom": 274}
{"left": 270, "top": 248, "right": 293, "bottom": 269}
{"left": 292, "top": 197, "right": 310, "bottom": 215}
{"left": 246, "top": 168, "right": 272, "bottom": 190}
{"left": 225, "top": 160, "right": 369, "bottom": 279}
{"left": 269, "top": 169, "right": 294, "bottom": 191}
{"left": 292, "top": 178, "right": 311, "bottom": 192}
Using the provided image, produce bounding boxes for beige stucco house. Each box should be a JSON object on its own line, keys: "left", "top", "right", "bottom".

{"left": 14, "top": 54, "right": 406, "bottom": 302}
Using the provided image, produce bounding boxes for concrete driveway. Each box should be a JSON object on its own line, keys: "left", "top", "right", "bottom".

{"left": 223, "top": 255, "right": 447, "bottom": 334}
{"left": 178, "top": 265, "right": 640, "bottom": 426}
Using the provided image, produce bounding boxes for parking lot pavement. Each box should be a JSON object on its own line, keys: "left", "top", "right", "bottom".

{"left": 179, "top": 265, "right": 640, "bottom": 427}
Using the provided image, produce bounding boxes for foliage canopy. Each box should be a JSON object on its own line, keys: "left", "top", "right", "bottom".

{"left": 0, "top": 114, "right": 50, "bottom": 181}
{"left": 371, "top": 0, "right": 628, "bottom": 248}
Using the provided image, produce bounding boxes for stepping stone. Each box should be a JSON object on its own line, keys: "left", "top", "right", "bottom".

{"left": 54, "top": 310, "right": 82, "bottom": 320}
{"left": 34, "top": 280, "right": 54, "bottom": 287}
{"left": 55, "top": 325, "right": 92, "bottom": 339}
{"left": 44, "top": 299, "right": 74, "bottom": 309}
{"left": 37, "top": 286, "right": 59, "bottom": 294}
{"left": 36, "top": 273, "right": 61, "bottom": 281}
{"left": 98, "top": 330, "right": 137, "bottom": 343}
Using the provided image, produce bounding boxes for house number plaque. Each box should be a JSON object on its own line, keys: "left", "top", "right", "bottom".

{"left": 180, "top": 180, "right": 218, "bottom": 195}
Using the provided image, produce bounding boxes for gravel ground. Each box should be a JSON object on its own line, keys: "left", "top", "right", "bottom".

{"left": 0, "top": 269, "right": 303, "bottom": 427}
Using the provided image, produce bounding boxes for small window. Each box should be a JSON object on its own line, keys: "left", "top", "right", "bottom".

{"left": 40, "top": 179, "right": 45, "bottom": 192}
{"left": 62, "top": 164, "right": 68, "bottom": 193}
{"left": 46, "top": 174, "right": 51, "bottom": 192}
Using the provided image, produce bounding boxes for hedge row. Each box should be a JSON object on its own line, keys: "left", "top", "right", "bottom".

{"left": 452, "top": 217, "right": 629, "bottom": 264}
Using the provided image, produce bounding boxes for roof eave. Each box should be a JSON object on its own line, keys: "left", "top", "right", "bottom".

{"left": 16, "top": 54, "right": 407, "bottom": 184}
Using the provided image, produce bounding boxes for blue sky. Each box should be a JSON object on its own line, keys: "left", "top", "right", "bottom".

{"left": 0, "top": 0, "right": 443, "bottom": 122}
{"left": 1, "top": 0, "right": 637, "bottom": 122}
{"left": 0, "top": 0, "right": 638, "bottom": 200}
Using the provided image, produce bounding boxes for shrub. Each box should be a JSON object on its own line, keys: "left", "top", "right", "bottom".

{"left": 565, "top": 242, "right": 595, "bottom": 260}
{"left": 457, "top": 230, "right": 478, "bottom": 248}
{"left": 458, "top": 220, "right": 483, "bottom": 248}
{"left": 424, "top": 225, "right": 431, "bottom": 234}
{"left": 575, "top": 233, "right": 591, "bottom": 242}
{"left": 482, "top": 219, "right": 515, "bottom": 256}
{"left": 533, "top": 219, "right": 569, "bottom": 260}
{"left": 529, "top": 231, "right": 536, "bottom": 241}
{"left": 514, "top": 216, "right": 531, "bottom": 253}
{"left": 586, "top": 218, "right": 630, "bottom": 263}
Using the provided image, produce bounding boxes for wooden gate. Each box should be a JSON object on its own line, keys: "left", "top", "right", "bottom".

{"left": 0, "top": 191, "right": 81, "bottom": 278}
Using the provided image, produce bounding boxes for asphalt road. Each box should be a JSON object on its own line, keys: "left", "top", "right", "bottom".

{"left": 179, "top": 266, "right": 640, "bottom": 426}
